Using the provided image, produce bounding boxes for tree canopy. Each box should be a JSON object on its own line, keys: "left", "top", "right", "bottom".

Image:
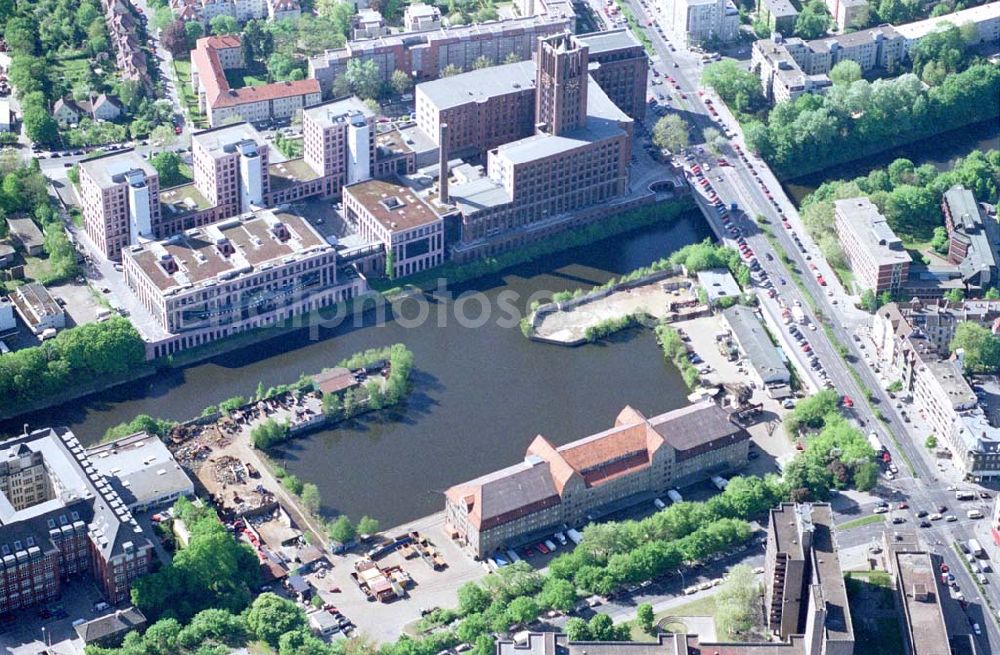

{"left": 950, "top": 322, "right": 1000, "bottom": 374}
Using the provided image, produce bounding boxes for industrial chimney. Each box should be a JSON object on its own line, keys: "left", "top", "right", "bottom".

{"left": 438, "top": 123, "right": 450, "bottom": 205}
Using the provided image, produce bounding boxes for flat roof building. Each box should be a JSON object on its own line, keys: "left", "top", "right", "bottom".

{"left": 345, "top": 177, "right": 447, "bottom": 278}
{"left": 722, "top": 304, "right": 791, "bottom": 393}
{"left": 9, "top": 282, "right": 66, "bottom": 335}
{"left": 499, "top": 502, "right": 853, "bottom": 655}
{"left": 404, "top": 3, "right": 442, "bottom": 31}
{"left": 0, "top": 427, "right": 154, "bottom": 614}
{"left": 575, "top": 29, "right": 649, "bottom": 121}
{"left": 834, "top": 197, "right": 911, "bottom": 294}
{"left": 697, "top": 268, "right": 741, "bottom": 304}
{"left": 941, "top": 185, "right": 999, "bottom": 294}
{"left": 825, "top": 0, "right": 868, "bottom": 30}
{"left": 86, "top": 432, "right": 194, "bottom": 512}
{"left": 881, "top": 531, "right": 952, "bottom": 655}
{"left": 661, "top": 0, "right": 740, "bottom": 46}
{"left": 308, "top": 15, "right": 572, "bottom": 97}
{"left": 871, "top": 299, "right": 1000, "bottom": 481}
{"left": 416, "top": 61, "right": 537, "bottom": 159}
{"left": 5, "top": 216, "right": 45, "bottom": 257}
{"left": 445, "top": 399, "right": 750, "bottom": 558}
{"left": 757, "top": 0, "right": 799, "bottom": 34}
{"left": 79, "top": 150, "right": 162, "bottom": 259}
{"left": 122, "top": 208, "right": 367, "bottom": 357}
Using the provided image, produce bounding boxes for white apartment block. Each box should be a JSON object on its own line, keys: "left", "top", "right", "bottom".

{"left": 660, "top": 0, "right": 740, "bottom": 46}
{"left": 833, "top": 197, "right": 911, "bottom": 295}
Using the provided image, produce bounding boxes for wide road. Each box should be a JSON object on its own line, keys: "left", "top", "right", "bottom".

{"left": 616, "top": 1, "right": 1000, "bottom": 649}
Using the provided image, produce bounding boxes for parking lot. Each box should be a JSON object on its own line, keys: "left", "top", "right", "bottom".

{"left": 0, "top": 579, "right": 114, "bottom": 655}
{"left": 316, "top": 513, "right": 488, "bottom": 643}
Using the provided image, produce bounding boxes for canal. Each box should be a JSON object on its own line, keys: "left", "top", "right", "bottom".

{"left": 783, "top": 119, "right": 1000, "bottom": 205}
{"left": 28, "top": 210, "right": 712, "bottom": 526}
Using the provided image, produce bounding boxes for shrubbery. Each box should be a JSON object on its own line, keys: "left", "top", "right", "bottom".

{"left": 0, "top": 317, "right": 145, "bottom": 411}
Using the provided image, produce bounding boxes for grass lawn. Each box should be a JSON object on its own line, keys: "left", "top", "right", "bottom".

{"left": 224, "top": 69, "right": 269, "bottom": 89}
{"left": 173, "top": 60, "right": 209, "bottom": 129}
{"left": 836, "top": 514, "right": 885, "bottom": 531}
{"left": 627, "top": 594, "right": 719, "bottom": 642}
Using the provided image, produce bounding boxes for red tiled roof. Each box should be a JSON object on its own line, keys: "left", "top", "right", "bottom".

{"left": 193, "top": 35, "right": 321, "bottom": 110}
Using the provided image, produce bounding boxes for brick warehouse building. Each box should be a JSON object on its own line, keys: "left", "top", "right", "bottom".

{"left": 0, "top": 428, "right": 154, "bottom": 614}
{"left": 444, "top": 400, "right": 750, "bottom": 559}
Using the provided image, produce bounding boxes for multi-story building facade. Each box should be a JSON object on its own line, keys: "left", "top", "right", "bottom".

{"left": 404, "top": 3, "right": 442, "bottom": 31}
{"left": 941, "top": 185, "right": 999, "bottom": 294}
{"left": 447, "top": 33, "right": 633, "bottom": 257}
{"left": 344, "top": 178, "right": 447, "bottom": 278}
{"left": 0, "top": 427, "right": 154, "bottom": 614}
{"left": 308, "top": 15, "right": 572, "bottom": 97}
{"left": 871, "top": 299, "right": 1000, "bottom": 480}
{"left": 825, "top": 0, "right": 868, "bottom": 31}
{"left": 192, "top": 122, "right": 271, "bottom": 219}
{"left": 575, "top": 29, "right": 648, "bottom": 122}
{"left": 416, "top": 61, "right": 537, "bottom": 159}
{"left": 301, "top": 97, "right": 377, "bottom": 198}
{"left": 498, "top": 502, "right": 853, "bottom": 655}
{"left": 192, "top": 35, "right": 321, "bottom": 127}
{"left": 753, "top": 3, "right": 1000, "bottom": 103}
{"left": 122, "top": 208, "right": 366, "bottom": 357}
{"left": 834, "top": 197, "right": 911, "bottom": 295}
{"left": 444, "top": 399, "right": 750, "bottom": 558}
{"left": 661, "top": 0, "right": 740, "bottom": 46}
{"left": 79, "top": 150, "right": 162, "bottom": 260}
{"left": 756, "top": 0, "right": 798, "bottom": 35}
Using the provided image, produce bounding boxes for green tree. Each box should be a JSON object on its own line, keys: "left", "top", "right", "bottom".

{"left": 795, "top": 0, "right": 832, "bottom": 39}
{"left": 944, "top": 288, "right": 965, "bottom": 303}
{"left": 185, "top": 21, "right": 204, "bottom": 47}
{"left": 829, "top": 60, "right": 862, "bottom": 86}
{"left": 950, "top": 322, "right": 1000, "bottom": 373}
{"left": 714, "top": 564, "right": 762, "bottom": 640}
{"left": 245, "top": 593, "right": 307, "bottom": 648}
{"left": 701, "top": 60, "right": 765, "bottom": 114}
{"left": 390, "top": 69, "right": 413, "bottom": 96}
{"left": 505, "top": 596, "right": 539, "bottom": 626}
{"left": 162, "top": 20, "right": 190, "bottom": 58}
{"left": 242, "top": 19, "right": 274, "bottom": 65}
{"left": 282, "top": 474, "right": 304, "bottom": 495}
{"left": 328, "top": 515, "right": 356, "bottom": 543}
{"left": 300, "top": 483, "right": 321, "bottom": 513}
{"left": 150, "top": 151, "right": 185, "bottom": 187}
{"left": 456, "top": 613, "right": 489, "bottom": 643}
{"left": 859, "top": 289, "right": 878, "bottom": 312}
{"left": 250, "top": 418, "right": 288, "bottom": 449}
{"left": 472, "top": 55, "right": 493, "bottom": 70}
{"left": 564, "top": 617, "right": 591, "bottom": 640}
{"left": 441, "top": 64, "right": 463, "bottom": 78}
{"left": 637, "top": 602, "right": 655, "bottom": 632}
{"left": 344, "top": 58, "right": 382, "bottom": 100}
{"left": 504, "top": 52, "right": 522, "bottom": 64}
{"left": 930, "top": 225, "right": 950, "bottom": 254}
{"left": 652, "top": 114, "right": 689, "bottom": 153}
{"left": 925, "top": 435, "right": 938, "bottom": 449}
{"left": 209, "top": 15, "right": 239, "bottom": 36}
{"left": 702, "top": 126, "right": 726, "bottom": 155}
{"left": 853, "top": 460, "right": 878, "bottom": 492}
{"left": 537, "top": 577, "right": 577, "bottom": 612}
{"left": 357, "top": 515, "right": 380, "bottom": 536}
{"left": 985, "top": 287, "right": 1000, "bottom": 300}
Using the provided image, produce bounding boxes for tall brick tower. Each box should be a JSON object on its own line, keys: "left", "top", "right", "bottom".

{"left": 535, "top": 33, "right": 589, "bottom": 136}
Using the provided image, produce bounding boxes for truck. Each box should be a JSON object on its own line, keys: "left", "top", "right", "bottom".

{"left": 710, "top": 476, "right": 728, "bottom": 491}
{"left": 791, "top": 307, "right": 806, "bottom": 325}
{"left": 667, "top": 489, "right": 683, "bottom": 504}
{"left": 566, "top": 528, "right": 584, "bottom": 545}
{"left": 867, "top": 431, "right": 883, "bottom": 452}
{"left": 969, "top": 538, "right": 985, "bottom": 557}
{"left": 955, "top": 490, "right": 975, "bottom": 501}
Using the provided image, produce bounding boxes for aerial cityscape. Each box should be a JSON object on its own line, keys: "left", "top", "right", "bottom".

{"left": 0, "top": 0, "right": 996, "bottom": 652}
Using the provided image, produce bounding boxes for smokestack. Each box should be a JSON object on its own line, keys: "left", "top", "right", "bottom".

{"left": 439, "top": 123, "right": 450, "bottom": 205}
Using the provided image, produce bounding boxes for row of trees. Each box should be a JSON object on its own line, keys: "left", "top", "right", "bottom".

{"left": 744, "top": 64, "right": 1000, "bottom": 177}
{"left": 950, "top": 322, "right": 1000, "bottom": 374}
{"left": 801, "top": 149, "right": 1000, "bottom": 252}
{"left": 0, "top": 317, "right": 145, "bottom": 410}
{"left": 327, "top": 514, "right": 380, "bottom": 543}
{"left": 668, "top": 239, "right": 751, "bottom": 287}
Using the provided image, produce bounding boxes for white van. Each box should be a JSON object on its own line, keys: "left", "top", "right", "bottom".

{"left": 968, "top": 509, "right": 984, "bottom": 519}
